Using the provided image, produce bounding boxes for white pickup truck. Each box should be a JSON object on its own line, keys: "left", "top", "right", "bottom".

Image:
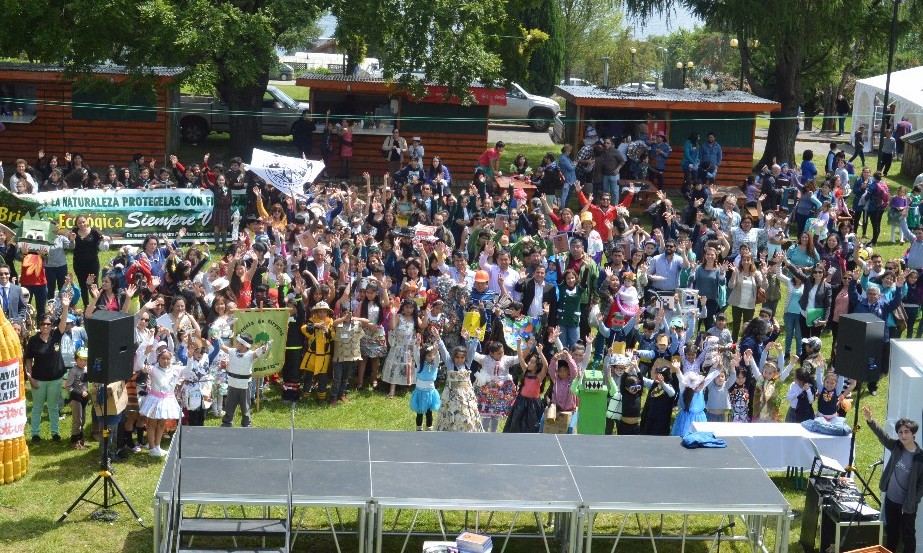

{"left": 179, "top": 85, "right": 309, "bottom": 143}
{"left": 488, "top": 82, "right": 560, "bottom": 132}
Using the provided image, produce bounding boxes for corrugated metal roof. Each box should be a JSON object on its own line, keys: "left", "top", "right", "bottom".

{"left": 902, "top": 128, "right": 923, "bottom": 145}
{"left": 0, "top": 62, "right": 184, "bottom": 77}
{"left": 297, "top": 72, "right": 496, "bottom": 90}
{"left": 555, "top": 85, "right": 779, "bottom": 106}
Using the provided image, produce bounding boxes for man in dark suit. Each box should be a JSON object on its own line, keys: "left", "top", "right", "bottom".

{"left": 0, "top": 265, "right": 28, "bottom": 325}
{"left": 515, "top": 265, "right": 557, "bottom": 328}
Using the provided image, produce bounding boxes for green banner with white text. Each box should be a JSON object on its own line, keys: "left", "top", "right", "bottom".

{"left": 231, "top": 308, "right": 290, "bottom": 377}
{"left": 0, "top": 188, "right": 248, "bottom": 244}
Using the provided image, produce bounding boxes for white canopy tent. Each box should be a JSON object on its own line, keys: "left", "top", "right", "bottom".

{"left": 852, "top": 66, "right": 923, "bottom": 152}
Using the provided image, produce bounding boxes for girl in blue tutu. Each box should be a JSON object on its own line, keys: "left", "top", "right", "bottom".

{"left": 410, "top": 331, "right": 443, "bottom": 431}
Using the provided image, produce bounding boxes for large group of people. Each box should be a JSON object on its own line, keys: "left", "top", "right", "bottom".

{"left": 2, "top": 121, "right": 922, "bottom": 550}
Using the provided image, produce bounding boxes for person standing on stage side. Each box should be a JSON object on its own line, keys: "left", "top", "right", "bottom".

{"left": 864, "top": 405, "right": 923, "bottom": 553}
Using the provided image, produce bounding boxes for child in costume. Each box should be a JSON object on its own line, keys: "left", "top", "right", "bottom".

{"left": 785, "top": 368, "right": 816, "bottom": 423}
{"left": 815, "top": 370, "right": 855, "bottom": 418}
{"left": 639, "top": 357, "right": 678, "bottom": 435}
{"left": 330, "top": 309, "right": 365, "bottom": 406}
{"left": 604, "top": 352, "right": 632, "bottom": 435}
{"left": 618, "top": 372, "right": 644, "bottom": 435}
{"left": 300, "top": 301, "right": 334, "bottom": 401}
{"left": 435, "top": 334, "right": 484, "bottom": 432}
{"left": 280, "top": 289, "right": 306, "bottom": 403}
{"left": 179, "top": 338, "right": 215, "bottom": 427}
{"left": 671, "top": 368, "right": 719, "bottom": 437}
{"left": 214, "top": 332, "right": 272, "bottom": 428}
{"left": 571, "top": 358, "right": 617, "bottom": 435}
{"left": 471, "top": 337, "right": 521, "bottom": 433}
{"left": 544, "top": 350, "right": 579, "bottom": 434}
{"left": 748, "top": 344, "right": 792, "bottom": 422}
{"left": 728, "top": 367, "right": 754, "bottom": 423}
{"left": 66, "top": 347, "right": 90, "bottom": 449}
{"left": 410, "top": 332, "right": 443, "bottom": 430}
{"left": 139, "top": 342, "right": 183, "bottom": 457}
{"left": 504, "top": 341, "right": 548, "bottom": 433}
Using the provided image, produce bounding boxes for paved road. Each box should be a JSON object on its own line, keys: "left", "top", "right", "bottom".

{"left": 487, "top": 123, "right": 553, "bottom": 146}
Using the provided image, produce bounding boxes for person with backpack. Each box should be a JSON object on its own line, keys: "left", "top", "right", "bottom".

{"left": 865, "top": 170, "right": 890, "bottom": 246}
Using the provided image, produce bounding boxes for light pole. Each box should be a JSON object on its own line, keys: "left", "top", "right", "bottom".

{"left": 729, "top": 38, "right": 759, "bottom": 91}
{"left": 879, "top": 0, "right": 901, "bottom": 152}
{"left": 630, "top": 47, "right": 639, "bottom": 90}
{"left": 676, "top": 61, "right": 694, "bottom": 89}
{"left": 602, "top": 55, "right": 611, "bottom": 89}
{"left": 656, "top": 47, "right": 667, "bottom": 89}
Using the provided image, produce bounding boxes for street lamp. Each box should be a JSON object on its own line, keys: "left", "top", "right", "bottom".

{"left": 879, "top": 0, "right": 902, "bottom": 154}
{"left": 730, "top": 38, "right": 759, "bottom": 90}
{"left": 676, "top": 61, "right": 694, "bottom": 89}
{"left": 630, "top": 47, "right": 639, "bottom": 90}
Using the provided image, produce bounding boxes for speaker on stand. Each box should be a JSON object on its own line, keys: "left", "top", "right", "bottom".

{"left": 85, "top": 310, "right": 137, "bottom": 384}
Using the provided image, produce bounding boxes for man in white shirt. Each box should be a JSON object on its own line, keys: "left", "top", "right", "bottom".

{"left": 479, "top": 242, "right": 521, "bottom": 300}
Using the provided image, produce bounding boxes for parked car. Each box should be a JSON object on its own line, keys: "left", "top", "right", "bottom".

{"left": 549, "top": 114, "right": 565, "bottom": 144}
{"left": 559, "top": 78, "right": 594, "bottom": 87}
{"left": 277, "top": 62, "right": 295, "bottom": 81}
{"left": 179, "top": 85, "right": 309, "bottom": 143}
{"left": 489, "top": 82, "right": 560, "bottom": 132}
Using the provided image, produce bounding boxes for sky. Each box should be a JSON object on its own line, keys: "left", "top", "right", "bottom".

{"left": 314, "top": 7, "right": 702, "bottom": 44}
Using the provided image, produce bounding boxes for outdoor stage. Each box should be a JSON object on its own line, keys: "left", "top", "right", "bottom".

{"left": 153, "top": 428, "right": 791, "bottom": 553}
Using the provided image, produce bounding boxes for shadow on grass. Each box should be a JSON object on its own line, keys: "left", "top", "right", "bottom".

{"left": 119, "top": 527, "right": 153, "bottom": 553}
{"left": 28, "top": 445, "right": 166, "bottom": 484}
{"left": 0, "top": 515, "right": 61, "bottom": 542}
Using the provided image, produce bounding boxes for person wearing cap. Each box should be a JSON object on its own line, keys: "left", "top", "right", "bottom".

{"left": 212, "top": 331, "right": 272, "bottom": 428}
{"left": 300, "top": 301, "right": 335, "bottom": 402}
{"left": 65, "top": 347, "right": 90, "bottom": 449}
{"left": 408, "top": 136, "right": 425, "bottom": 166}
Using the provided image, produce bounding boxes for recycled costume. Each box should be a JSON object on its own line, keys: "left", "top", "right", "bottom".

{"left": 435, "top": 340, "right": 484, "bottom": 432}
{"left": 221, "top": 335, "right": 271, "bottom": 428}
{"left": 331, "top": 317, "right": 363, "bottom": 402}
{"left": 280, "top": 294, "right": 306, "bottom": 402}
{"left": 300, "top": 302, "right": 334, "bottom": 401}
{"left": 671, "top": 370, "right": 719, "bottom": 437}
{"left": 604, "top": 353, "right": 631, "bottom": 435}
{"left": 180, "top": 347, "right": 215, "bottom": 426}
{"left": 571, "top": 359, "right": 617, "bottom": 435}
{"left": 639, "top": 358, "right": 678, "bottom": 435}
{"left": 382, "top": 314, "right": 420, "bottom": 386}
{"left": 504, "top": 352, "right": 548, "bottom": 433}
{"left": 410, "top": 347, "right": 442, "bottom": 430}
{"left": 544, "top": 353, "right": 578, "bottom": 434}
{"left": 139, "top": 356, "right": 182, "bottom": 422}
{"left": 471, "top": 343, "right": 519, "bottom": 430}
{"left": 618, "top": 373, "right": 644, "bottom": 435}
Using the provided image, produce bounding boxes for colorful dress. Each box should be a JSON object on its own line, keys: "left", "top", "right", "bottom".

{"left": 359, "top": 303, "right": 387, "bottom": 358}
{"left": 473, "top": 352, "right": 519, "bottom": 418}
{"left": 435, "top": 369, "right": 484, "bottom": 432}
{"left": 728, "top": 382, "right": 752, "bottom": 423}
{"left": 382, "top": 316, "right": 419, "bottom": 386}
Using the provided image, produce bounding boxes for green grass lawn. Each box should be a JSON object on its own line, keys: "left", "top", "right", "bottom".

{"left": 0, "top": 153, "right": 914, "bottom": 553}
{"left": 757, "top": 114, "right": 853, "bottom": 134}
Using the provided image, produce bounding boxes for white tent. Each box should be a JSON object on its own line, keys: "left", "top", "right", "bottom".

{"left": 852, "top": 66, "right": 923, "bottom": 152}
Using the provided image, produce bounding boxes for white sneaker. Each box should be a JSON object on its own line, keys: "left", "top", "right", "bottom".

{"left": 149, "top": 447, "right": 163, "bottom": 457}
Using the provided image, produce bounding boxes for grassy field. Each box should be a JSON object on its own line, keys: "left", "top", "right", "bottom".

{"left": 0, "top": 154, "right": 915, "bottom": 553}
{"left": 756, "top": 114, "right": 853, "bottom": 134}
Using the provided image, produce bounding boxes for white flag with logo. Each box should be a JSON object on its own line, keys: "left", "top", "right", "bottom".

{"left": 244, "top": 148, "right": 325, "bottom": 198}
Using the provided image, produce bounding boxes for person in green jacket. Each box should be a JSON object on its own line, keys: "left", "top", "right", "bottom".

{"left": 553, "top": 237, "right": 599, "bottom": 336}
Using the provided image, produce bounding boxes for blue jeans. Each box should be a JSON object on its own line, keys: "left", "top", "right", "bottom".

{"left": 31, "top": 377, "right": 63, "bottom": 437}
{"left": 783, "top": 312, "right": 803, "bottom": 357}
{"left": 25, "top": 284, "right": 48, "bottom": 320}
{"left": 838, "top": 115, "right": 846, "bottom": 135}
{"left": 603, "top": 175, "right": 620, "bottom": 202}
{"left": 561, "top": 326, "right": 580, "bottom": 350}
{"left": 561, "top": 181, "right": 574, "bottom": 207}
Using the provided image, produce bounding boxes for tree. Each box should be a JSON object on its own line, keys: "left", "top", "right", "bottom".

{"left": 523, "top": 0, "right": 565, "bottom": 95}
{"left": 558, "top": 0, "right": 624, "bottom": 83}
{"left": 625, "top": 0, "right": 890, "bottom": 168}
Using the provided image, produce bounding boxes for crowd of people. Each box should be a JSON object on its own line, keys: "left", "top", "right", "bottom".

{"left": 1, "top": 126, "right": 921, "bottom": 544}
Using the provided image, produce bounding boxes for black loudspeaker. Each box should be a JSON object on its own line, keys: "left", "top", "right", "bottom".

{"left": 834, "top": 313, "right": 885, "bottom": 382}
{"left": 86, "top": 310, "right": 137, "bottom": 384}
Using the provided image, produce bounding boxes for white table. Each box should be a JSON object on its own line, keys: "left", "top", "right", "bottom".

{"left": 692, "top": 422, "right": 852, "bottom": 471}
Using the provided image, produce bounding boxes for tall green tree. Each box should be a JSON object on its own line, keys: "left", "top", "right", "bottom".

{"left": 558, "top": 0, "right": 624, "bottom": 83}
{"left": 523, "top": 0, "right": 565, "bottom": 95}
{"left": 625, "top": 0, "right": 890, "bottom": 167}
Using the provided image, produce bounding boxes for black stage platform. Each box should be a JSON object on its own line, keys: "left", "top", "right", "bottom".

{"left": 153, "top": 429, "right": 791, "bottom": 553}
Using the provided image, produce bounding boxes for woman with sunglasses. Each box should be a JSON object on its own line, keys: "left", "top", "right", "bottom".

{"left": 784, "top": 260, "right": 832, "bottom": 340}
{"left": 24, "top": 295, "right": 71, "bottom": 442}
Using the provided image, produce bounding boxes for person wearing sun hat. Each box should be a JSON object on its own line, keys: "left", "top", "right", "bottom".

{"left": 65, "top": 347, "right": 90, "bottom": 449}
{"left": 300, "top": 301, "right": 335, "bottom": 402}
{"left": 578, "top": 210, "right": 604, "bottom": 263}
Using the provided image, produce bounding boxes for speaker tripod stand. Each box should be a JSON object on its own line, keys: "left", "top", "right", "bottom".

{"left": 57, "top": 381, "right": 143, "bottom": 526}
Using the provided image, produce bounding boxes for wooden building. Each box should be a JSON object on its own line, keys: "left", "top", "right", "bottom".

{"left": 901, "top": 129, "right": 923, "bottom": 180}
{"left": 295, "top": 73, "right": 505, "bottom": 180}
{"left": 554, "top": 85, "right": 780, "bottom": 188}
{"left": 0, "top": 63, "right": 180, "bottom": 171}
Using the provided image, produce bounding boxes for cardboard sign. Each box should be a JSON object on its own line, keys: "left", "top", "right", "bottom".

{"left": 93, "top": 380, "right": 128, "bottom": 417}
{"left": 552, "top": 233, "right": 570, "bottom": 254}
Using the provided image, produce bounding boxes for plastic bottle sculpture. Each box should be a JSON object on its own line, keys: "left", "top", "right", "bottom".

{"left": 0, "top": 308, "right": 29, "bottom": 484}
